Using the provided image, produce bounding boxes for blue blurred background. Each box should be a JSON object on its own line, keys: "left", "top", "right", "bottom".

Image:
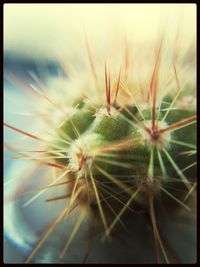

{"left": 4, "top": 52, "right": 66, "bottom": 263}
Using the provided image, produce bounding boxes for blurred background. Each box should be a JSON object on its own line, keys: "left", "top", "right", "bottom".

{"left": 4, "top": 4, "right": 196, "bottom": 58}
{"left": 4, "top": 3, "right": 196, "bottom": 263}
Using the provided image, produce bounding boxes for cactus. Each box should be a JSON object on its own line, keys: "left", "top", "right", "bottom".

{"left": 4, "top": 34, "right": 196, "bottom": 264}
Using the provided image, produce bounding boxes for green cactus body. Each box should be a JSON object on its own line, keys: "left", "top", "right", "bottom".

{"left": 37, "top": 77, "right": 196, "bottom": 263}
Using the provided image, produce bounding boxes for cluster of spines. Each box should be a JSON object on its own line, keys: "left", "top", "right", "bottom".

{"left": 4, "top": 37, "right": 196, "bottom": 264}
